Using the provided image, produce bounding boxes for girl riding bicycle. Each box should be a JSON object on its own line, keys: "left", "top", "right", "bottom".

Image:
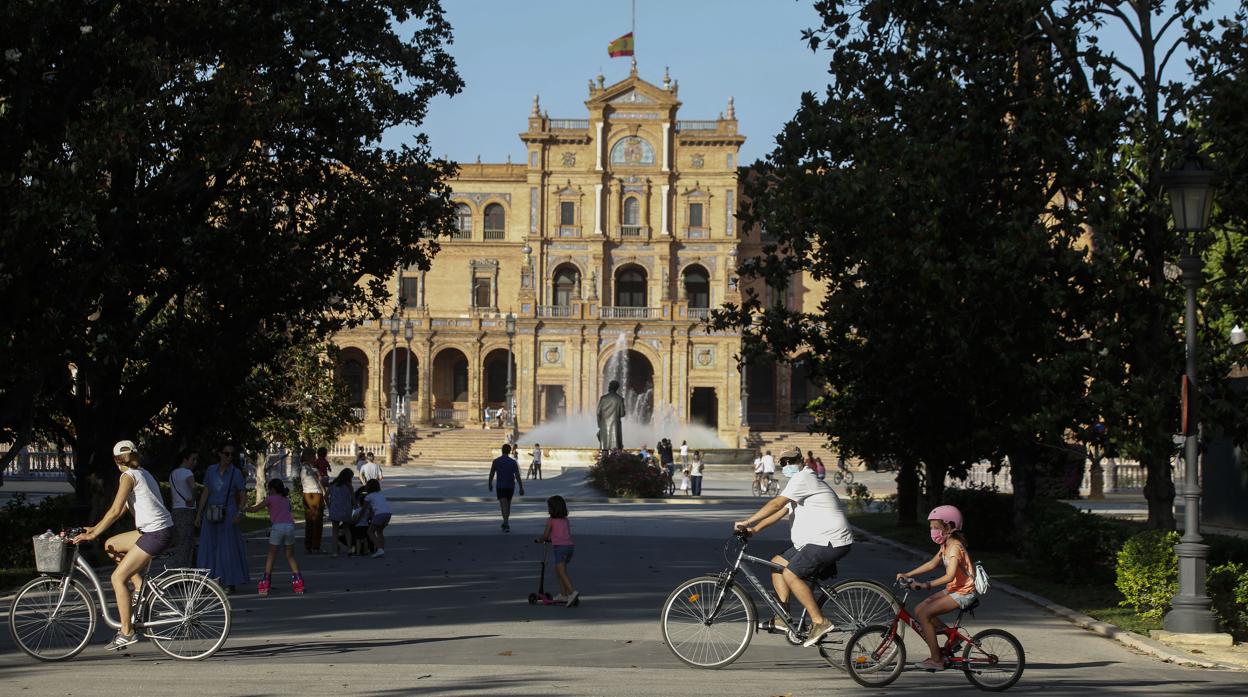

{"left": 71, "top": 440, "right": 175, "bottom": 651}
{"left": 895, "top": 505, "right": 978, "bottom": 671}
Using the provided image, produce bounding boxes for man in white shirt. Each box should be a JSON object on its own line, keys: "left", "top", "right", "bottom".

{"left": 168, "top": 449, "right": 199, "bottom": 567}
{"left": 734, "top": 446, "right": 853, "bottom": 648}
{"left": 359, "top": 454, "right": 384, "bottom": 487}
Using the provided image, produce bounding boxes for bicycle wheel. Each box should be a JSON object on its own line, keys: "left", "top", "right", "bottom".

{"left": 8, "top": 576, "right": 97, "bottom": 661}
{"left": 845, "top": 624, "right": 906, "bottom": 687}
{"left": 843, "top": 471, "right": 855, "bottom": 485}
{"left": 660, "top": 575, "right": 755, "bottom": 668}
{"left": 832, "top": 471, "right": 844, "bottom": 485}
{"left": 816, "top": 580, "right": 901, "bottom": 667}
{"left": 962, "top": 628, "right": 1024, "bottom": 691}
{"left": 144, "top": 573, "right": 231, "bottom": 660}
{"left": 767, "top": 480, "right": 780, "bottom": 496}
{"left": 750, "top": 480, "right": 762, "bottom": 497}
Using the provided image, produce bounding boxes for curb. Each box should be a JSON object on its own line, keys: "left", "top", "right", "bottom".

{"left": 850, "top": 526, "right": 1242, "bottom": 671}
{"left": 386, "top": 495, "right": 747, "bottom": 505}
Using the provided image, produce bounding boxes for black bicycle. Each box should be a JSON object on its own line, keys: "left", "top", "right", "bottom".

{"left": 660, "top": 532, "right": 899, "bottom": 669}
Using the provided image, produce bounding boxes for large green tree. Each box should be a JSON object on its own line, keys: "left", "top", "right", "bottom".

{"left": 718, "top": 0, "right": 1108, "bottom": 528}
{"left": 0, "top": 1, "right": 461, "bottom": 504}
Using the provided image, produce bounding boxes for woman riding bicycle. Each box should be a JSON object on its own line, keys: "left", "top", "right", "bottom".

{"left": 72, "top": 440, "right": 174, "bottom": 651}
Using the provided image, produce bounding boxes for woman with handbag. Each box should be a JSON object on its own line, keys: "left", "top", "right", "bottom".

{"left": 195, "top": 442, "right": 250, "bottom": 593}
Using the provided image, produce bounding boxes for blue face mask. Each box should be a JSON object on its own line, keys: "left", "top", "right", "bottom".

{"left": 781, "top": 464, "right": 800, "bottom": 477}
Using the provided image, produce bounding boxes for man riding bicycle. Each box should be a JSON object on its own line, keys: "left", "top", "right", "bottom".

{"left": 734, "top": 446, "right": 854, "bottom": 648}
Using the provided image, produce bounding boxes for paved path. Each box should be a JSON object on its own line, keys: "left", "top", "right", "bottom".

{"left": 1, "top": 470, "right": 1243, "bottom": 695}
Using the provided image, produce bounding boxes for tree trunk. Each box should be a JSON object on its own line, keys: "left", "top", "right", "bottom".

{"left": 922, "top": 461, "right": 949, "bottom": 513}
{"left": 896, "top": 459, "right": 919, "bottom": 526}
{"left": 1007, "top": 445, "right": 1038, "bottom": 540}
{"left": 1142, "top": 449, "right": 1177, "bottom": 530}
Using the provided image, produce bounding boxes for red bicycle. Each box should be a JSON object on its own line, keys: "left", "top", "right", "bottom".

{"left": 844, "top": 578, "right": 1025, "bottom": 691}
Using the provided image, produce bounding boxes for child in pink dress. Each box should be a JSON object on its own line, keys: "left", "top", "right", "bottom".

{"left": 534, "top": 495, "right": 578, "bottom": 606}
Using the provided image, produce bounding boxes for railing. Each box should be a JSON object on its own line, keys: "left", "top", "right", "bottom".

{"left": 600, "top": 306, "right": 654, "bottom": 319}
{"left": 549, "top": 119, "right": 590, "bottom": 130}
{"left": 685, "top": 227, "right": 709, "bottom": 239}
{"left": 484, "top": 228, "right": 505, "bottom": 240}
{"left": 449, "top": 229, "right": 471, "bottom": 240}
{"left": 619, "top": 225, "right": 642, "bottom": 237}
{"left": 538, "top": 305, "right": 575, "bottom": 318}
{"left": 1, "top": 444, "right": 73, "bottom": 481}
{"left": 558, "top": 226, "right": 581, "bottom": 238}
{"left": 687, "top": 307, "right": 711, "bottom": 320}
{"left": 675, "top": 120, "right": 719, "bottom": 131}
{"left": 434, "top": 408, "right": 468, "bottom": 424}
{"left": 325, "top": 442, "right": 387, "bottom": 458}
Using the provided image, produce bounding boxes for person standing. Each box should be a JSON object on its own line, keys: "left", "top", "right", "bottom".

{"left": 246, "top": 479, "right": 305, "bottom": 596}
{"left": 659, "top": 438, "right": 675, "bottom": 479}
{"left": 358, "top": 455, "right": 383, "bottom": 487}
{"left": 680, "top": 440, "right": 689, "bottom": 468}
{"left": 196, "top": 443, "right": 250, "bottom": 593}
{"left": 314, "top": 447, "right": 331, "bottom": 489}
{"left": 528, "top": 443, "right": 543, "bottom": 480}
{"left": 168, "top": 449, "right": 199, "bottom": 567}
{"left": 354, "top": 449, "right": 367, "bottom": 476}
{"left": 488, "top": 444, "right": 525, "bottom": 532}
{"left": 297, "top": 448, "right": 325, "bottom": 554}
{"left": 690, "top": 450, "right": 705, "bottom": 497}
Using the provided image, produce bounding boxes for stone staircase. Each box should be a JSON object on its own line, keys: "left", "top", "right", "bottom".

{"left": 746, "top": 430, "right": 865, "bottom": 471}
{"left": 398, "top": 426, "right": 513, "bottom": 466}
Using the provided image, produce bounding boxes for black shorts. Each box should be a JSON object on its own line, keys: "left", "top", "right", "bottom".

{"left": 136, "top": 526, "right": 173, "bottom": 556}
{"left": 781, "top": 543, "right": 852, "bottom": 581}
{"left": 496, "top": 488, "right": 514, "bottom": 501}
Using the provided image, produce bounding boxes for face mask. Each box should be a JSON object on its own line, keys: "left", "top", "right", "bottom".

{"left": 930, "top": 528, "right": 946, "bottom": 545}
{"left": 782, "top": 464, "right": 800, "bottom": 477}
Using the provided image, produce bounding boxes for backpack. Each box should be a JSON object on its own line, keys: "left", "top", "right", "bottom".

{"left": 972, "top": 560, "right": 991, "bottom": 595}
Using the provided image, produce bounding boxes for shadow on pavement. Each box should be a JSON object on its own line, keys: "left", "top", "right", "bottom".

{"left": 215, "top": 634, "right": 498, "bottom": 659}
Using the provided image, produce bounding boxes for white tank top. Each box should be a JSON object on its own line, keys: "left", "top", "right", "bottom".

{"left": 124, "top": 468, "right": 173, "bottom": 533}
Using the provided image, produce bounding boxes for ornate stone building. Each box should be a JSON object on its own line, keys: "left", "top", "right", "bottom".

{"left": 331, "top": 67, "right": 824, "bottom": 449}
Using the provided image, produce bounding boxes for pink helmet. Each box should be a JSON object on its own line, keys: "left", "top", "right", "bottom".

{"left": 927, "top": 505, "right": 963, "bottom": 532}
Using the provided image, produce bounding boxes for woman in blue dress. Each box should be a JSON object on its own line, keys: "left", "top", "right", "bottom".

{"left": 195, "top": 443, "right": 250, "bottom": 592}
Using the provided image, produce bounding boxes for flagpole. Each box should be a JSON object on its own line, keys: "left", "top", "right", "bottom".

{"left": 631, "top": 0, "right": 637, "bottom": 69}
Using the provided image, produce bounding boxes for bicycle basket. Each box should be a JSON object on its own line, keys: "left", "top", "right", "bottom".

{"left": 32, "top": 536, "right": 76, "bottom": 574}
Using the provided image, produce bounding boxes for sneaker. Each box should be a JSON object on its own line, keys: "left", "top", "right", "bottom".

{"left": 502, "top": 523, "right": 510, "bottom": 532}
{"left": 567, "top": 590, "right": 580, "bottom": 607}
{"left": 372, "top": 549, "right": 385, "bottom": 558}
{"left": 106, "top": 631, "right": 138, "bottom": 651}
{"left": 552, "top": 593, "right": 568, "bottom": 603}
{"left": 292, "top": 578, "right": 305, "bottom": 594}
{"left": 258, "top": 578, "right": 271, "bottom": 596}
{"left": 802, "top": 619, "right": 836, "bottom": 647}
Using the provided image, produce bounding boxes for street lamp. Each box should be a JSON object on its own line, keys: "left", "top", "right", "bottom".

{"left": 388, "top": 311, "right": 400, "bottom": 425}
{"left": 1159, "top": 148, "right": 1219, "bottom": 635}
{"left": 505, "top": 310, "right": 517, "bottom": 437}
{"left": 404, "top": 320, "right": 414, "bottom": 424}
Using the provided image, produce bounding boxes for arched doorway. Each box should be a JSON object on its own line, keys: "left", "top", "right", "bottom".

{"left": 614, "top": 265, "right": 647, "bottom": 307}
{"left": 432, "top": 347, "right": 470, "bottom": 421}
{"left": 552, "top": 263, "right": 580, "bottom": 307}
{"left": 683, "top": 264, "right": 710, "bottom": 308}
{"left": 482, "top": 348, "right": 515, "bottom": 411}
{"left": 690, "top": 387, "right": 718, "bottom": 429}
{"left": 603, "top": 348, "right": 655, "bottom": 423}
{"left": 336, "top": 348, "right": 369, "bottom": 410}
{"left": 381, "top": 347, "right": 417, "bottom": 414}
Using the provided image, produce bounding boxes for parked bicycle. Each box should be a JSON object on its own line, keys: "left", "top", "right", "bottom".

{"left": 660, "top": 531, "right": 899, "bottom": 669}
{"left": 8, "top": 530, "right": 232, "bottom": 661}
{"left": 750, "top": 474, "right": 779, "bottom": 497}
{"left": 844, "top": 578, "right": 1024, "bottom": 691}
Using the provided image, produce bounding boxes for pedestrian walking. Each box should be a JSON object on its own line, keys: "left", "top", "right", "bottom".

{"left": 361, "top": 479, "right": 391, "bottom": 558}
{"left": 354, "top": 449, "right": 367, "bottom": 476}
{"left": 534, "top": 495, "right": 579, "bottom": 606}
{"left": 690, "top": 450, "right": 705, "bottom": 496}
{"left": 327, "top": 469, "right": 356, "bottom": 557}
{"left": 358, "top": 455, "right": 383, "bottom": 487}
{"left": 527, "top": 443, "right": 543, "bottom": 480}
{"left": 297, "top": 448, "right": 325, "bottom": 553}
{"left": 488, "top": 444, "right": 524, "bottom": 532}
{"left": 680, "top": 440, "right": 689, "bottom": 467}
{"left": 195, "top": 442, "right": 250, "bottom": 593}
{"left": 806, "top": 450, "right": 825, "bottom": 480}
{"left": 659, "top": 438, "right": 675, "bottom": 479}
{"left": 168, "top": 448, "right": 199, "bottom": 567}
{"left": 246, "top": 479, "right": 305, "bottom": 596}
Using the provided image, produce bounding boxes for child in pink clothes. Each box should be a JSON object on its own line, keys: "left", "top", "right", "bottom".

{"left": 534, "top": 495, "right": 578, "bottom": 606}
{"left": 245, "top": 479, "right": 304, "bottom": 595}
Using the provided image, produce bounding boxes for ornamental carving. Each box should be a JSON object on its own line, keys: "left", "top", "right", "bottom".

{"left": 610, "top": 136, "right": 656, "bottom": 166}
{"left": 695, "top": 347, "right": 715, "bottom": 367}
{"left": 561, "top": 152, "right": 576, "bottom": 167}
{"left": 690, "top": 153, "right": 705, "bottom": 169}
{"left": 541, "top": 342, "right": 564, "bottom": 366}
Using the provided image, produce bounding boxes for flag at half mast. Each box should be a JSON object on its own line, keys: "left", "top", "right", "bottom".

{"left": 608, "top": 32, "right": 634, "bottom": 57}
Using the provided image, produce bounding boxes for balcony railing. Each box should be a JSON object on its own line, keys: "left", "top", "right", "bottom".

{"left": 434, "top": 408, "right": 467, "bottom": 424}
{"left": 537, "top": 305, "right": 575, "bottom": 318}
{"left": 600, "top": 306, "right": 655, "bottom": 319}
{"left": 484, "top": 229, "right": 505, "bottom": 240}
{"left": 558, "top": 226, "right": 581, "bottom": 238}
{"left": 449, "top": 229, "right": 471, "bottom": 240}
{"left": 675, "top": 120, "right": 719, "bottom": 132}
{"left": 687, "top": 307, "right": 711, "bottom": 320}
{"left": 620, "top": 225, "right": 642, "bottom": 237}
{"left": 685, "top": 227, "right": 709, "bottom": 239}
{"left": 549, "top": 119, "right": 590, "bottom": 130}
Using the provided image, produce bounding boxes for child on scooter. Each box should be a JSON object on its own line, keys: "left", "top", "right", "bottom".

{"left": 534, "top": 495, "right": 578, "bottom": 606}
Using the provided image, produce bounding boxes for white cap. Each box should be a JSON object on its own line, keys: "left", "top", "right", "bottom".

{"left": 112, "top": 440, "right": 138, "bottom": 456}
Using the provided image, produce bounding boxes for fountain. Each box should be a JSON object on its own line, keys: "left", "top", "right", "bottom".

{"left": 516, "top": 333, "right": 755, "bottom": 469}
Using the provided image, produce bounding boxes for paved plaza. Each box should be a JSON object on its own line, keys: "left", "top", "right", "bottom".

{"left": 1, "top": 469, "right": 1244, "bottom": 695}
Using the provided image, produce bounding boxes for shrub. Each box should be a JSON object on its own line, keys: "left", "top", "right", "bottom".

{"left": 587, "top": 450, "right": 669, "bottom": 498}
{"left": 1208, "top": 562, "right": 1248, "bottom": 641}
{"left": 1026, "top": 501, "right": 1125, "bottom": 584}
{"left": 1115, "top": 530, "right": 1180, "bottom": 621}
{"left": 942, "top": 488, "right": 1016, "bottom": 553}
{"left": 843, "top": 482, "right": 872, "bottom": 512}
{"left": 0, "top": 493, "right": 78, "bottom": 569}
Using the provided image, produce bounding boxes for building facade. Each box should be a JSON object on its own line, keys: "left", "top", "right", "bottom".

{"left": 331, "top": 67, "right": 824, "bottom": 447}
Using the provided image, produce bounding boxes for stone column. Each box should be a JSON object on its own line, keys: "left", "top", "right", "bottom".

{"left": 594, "top": 183, "right": 604, "bottom": 235}
{"left": 660, "top": 185, "right": 670, "bottom": 236}
{"left": 662, "top": 123, "right": 671, "bottom": 172}
{"left": 467, "top": 340, "right": 482, "bottom": 425}
{"left": 595, "top": 121, "right": 604, "bottom": 171}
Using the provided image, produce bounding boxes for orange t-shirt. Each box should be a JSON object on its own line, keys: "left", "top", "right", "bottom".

{"left": 943, "top": 542, "right": 976, "bottom": 595}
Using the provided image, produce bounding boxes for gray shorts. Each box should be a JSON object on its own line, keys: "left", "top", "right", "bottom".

{"left": 949, "top": 591, "right": 979, "bottom": 610}
{"left": 268, "top": 523, "right": 296, "bottom": 546}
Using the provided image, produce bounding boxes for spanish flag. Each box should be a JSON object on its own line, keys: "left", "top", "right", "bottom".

{"left": 608, "top": 32, "right": 634, "bottom": 58}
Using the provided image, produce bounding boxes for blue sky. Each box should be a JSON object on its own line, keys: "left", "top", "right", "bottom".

{"left": 386, "top": 0, "right": 1216, "bottom": 166}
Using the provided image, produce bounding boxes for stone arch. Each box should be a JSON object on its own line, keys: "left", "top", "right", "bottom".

{"left": 380, "top": 347, "right": 418, "bottom": 411}
{"left": 551, "top": 262, "right": 581, "bottom": 306}
{"left": 481, "top": 347, "right": 516, "bottom": 408}
{"left": 335, "top": 347, "right": 369, "bottom": 408}
{"left": 681, "top": 263, "right": 711, "bottom": 308}
{"left": 614, "top": 263, "right": 648, "bottom": 307}
{"left": 431, "top": 346, "right": 471, "bottom": 408}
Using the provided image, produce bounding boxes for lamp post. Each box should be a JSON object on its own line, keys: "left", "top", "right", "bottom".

{"left": 388, "top": 310, "right": 400, "bottom": 425}
{"left": 505, "top": 311, "right": 517, "bottom": 438}
{"left": 403, "top": 320, "right": 414, "bottom": 424}
{"left": 1160, "top": 149, "right": 1219, "bottom": 635}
